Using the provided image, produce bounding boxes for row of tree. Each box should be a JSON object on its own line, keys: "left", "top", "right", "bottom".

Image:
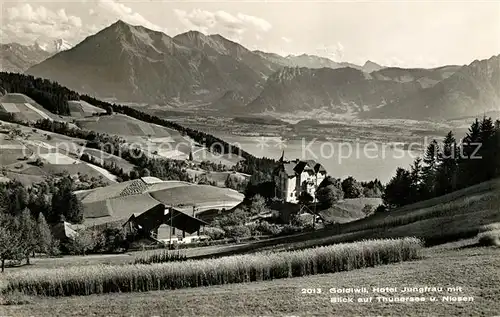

{"left": 0, "top": 73, "right": 79, "bottom": 115}
{"left": 383, "top": 117, "right": 500, "bottom": 208}
{"left": 0, "top": 177, "right": 84, "bottom": 225}
{"left": 0, "top": 208, "right": 54, "bottom": 272}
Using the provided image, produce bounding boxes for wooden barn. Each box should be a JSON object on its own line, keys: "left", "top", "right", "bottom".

{"left": 123, "top": 205, "right": 208, "bottom": 244}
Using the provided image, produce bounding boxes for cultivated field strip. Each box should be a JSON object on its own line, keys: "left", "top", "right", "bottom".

{"left": 1, "top": 238, "right": 422, "bottom": 297}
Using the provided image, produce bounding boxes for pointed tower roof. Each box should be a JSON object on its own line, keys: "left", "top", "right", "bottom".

{"left": 279, "top": 150, "right": 284, "bottom": 163}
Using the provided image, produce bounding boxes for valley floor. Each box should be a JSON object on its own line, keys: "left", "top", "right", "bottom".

{"left": 2, "top": 242, "right": 499, "bottom": 317}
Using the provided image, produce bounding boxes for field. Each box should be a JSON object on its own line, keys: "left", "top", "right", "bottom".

{"left": 1, "top": 238, "right": 422, "bottom": 296}
{"left": 67, "top": 100, "right": 106, "bottom": 117}
{"left": 75, "top": 114, "right": 180, "bottom": 138}
{"left": 0, "top": 93, "right": 60, "bottom": 122}
{"left": 0, "top": 120, "right": 120, "bottom": 184}
{"left": 81, "top": 148, "right": 136, "bottom": 173}
{"left": 75, "top": 113, "right": 245, "bottom": 167}
{"left": 318, "top": 197, "right": 383, "bottom": 223}
{"left": 2, "top": 243, "right": 498, "bottom": 316}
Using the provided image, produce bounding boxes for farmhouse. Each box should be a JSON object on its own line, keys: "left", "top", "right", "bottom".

{"left": 76, "top": 177, "right": 243, "bottom": 243}
{"left": 124, "top": 206, "right": 208, "bottom": 245}
{"left": 273, "top": 155, "right": 327, "bottom": 203}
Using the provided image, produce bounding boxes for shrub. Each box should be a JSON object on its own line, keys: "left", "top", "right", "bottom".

{"left": 202, "top": 227, "right": 226, "bottom": 240}
{"left": 374, "top": 204, "right": 387, "bottom": 214}
{"left": 2, "top": 237, "right": 423, "bottom": 297}
{"left": 479, "top": 222, "right": 500, "bottom": 233}
{"left": 225, "top": 225, "right": 251, "bottom": 240}
{"left": 134, "top": 250, "right": 187, "bottom": 264}
{"left": 316, "top": 185, "right": 343, "bottom": 207}
{"left": 256, "top": 221, "right": 282, "bottom": 236}
{"left": 477, "top": 230, "right": 500, "bottom": 246}
{"left": 362, "top": 204, "right": 374, "bottom": 215}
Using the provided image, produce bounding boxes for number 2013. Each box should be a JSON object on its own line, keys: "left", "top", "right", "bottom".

{"left": 301, "top": 288, "right": 321, "bottom": 294}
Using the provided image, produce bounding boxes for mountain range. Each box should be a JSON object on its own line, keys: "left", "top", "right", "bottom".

{"left": 0, "top": 43, "right": 52, "bottom": 73}
{"left": 254, "top": 51, "right": 384, "bottom": 73}
{"left": 6, "top": 19, "right": 498, "bottom": 120}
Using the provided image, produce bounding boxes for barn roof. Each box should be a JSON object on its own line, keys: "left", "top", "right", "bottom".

{"left": 126, "top": 206, "right": 207, "bottom": 234}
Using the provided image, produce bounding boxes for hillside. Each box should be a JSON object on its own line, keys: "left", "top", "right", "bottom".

{"left": 0, "top": 120, "right": 124, "bottom": 186}
{"left": 248, "top": 56, "right": 499, "bottom": 119}
{"left": 364, "top": 55, "right": 500, "bottom": 120}
{"left": 246, "top": 66, "right": 422, "bottom": 114}
{"left": 0, "top": 43, "right": 52, "bottom": 73}
{"left": 25, "top": 21, "right": 278, "bottom": 107}
{"left": 0, "top": 93, "right": 62, "bottom": 122}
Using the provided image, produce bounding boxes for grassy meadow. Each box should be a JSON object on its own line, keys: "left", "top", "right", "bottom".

{"left": 1, "top": 238, "right": 422, "bottom": 297}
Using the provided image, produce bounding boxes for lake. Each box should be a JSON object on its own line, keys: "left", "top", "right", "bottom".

{"left": 217, "top": 135, "right": 422, "bottom": 183}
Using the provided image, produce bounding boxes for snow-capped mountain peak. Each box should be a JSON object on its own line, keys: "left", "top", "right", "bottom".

{"left": 34, "top": 38, "right": 72, "bottom": 53}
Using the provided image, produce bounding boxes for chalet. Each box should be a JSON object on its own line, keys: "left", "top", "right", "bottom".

{"left": 123, "top": 205, "right": 208, "bottom": 245}
{"left": 273, "top": 154, "right": 327, "bottom": 204}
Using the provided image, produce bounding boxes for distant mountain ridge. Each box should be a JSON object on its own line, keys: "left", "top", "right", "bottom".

{"left": 363, "top": 55, "right": 500, "bottom": 120}
{"left": 246, "top": 66, "right": 422, "bottom": 114}
{"left": 0, "top": 43, "right": 52, "bottom": 73}
{"left": 247, "top": 56, "right": 499, "bottom": 120}
{"left": 253, "top": 51, "right": 384, "bottom": 73}
{"left": 26, "top": 21, "right": 279, "bottom": 106}
{"left": 22, "top": 19, "right": 499, "bottom": 121}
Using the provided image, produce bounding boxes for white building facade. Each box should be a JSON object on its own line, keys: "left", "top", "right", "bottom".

{"left": 274, "top": 159, "right": 327, "bottom": 203}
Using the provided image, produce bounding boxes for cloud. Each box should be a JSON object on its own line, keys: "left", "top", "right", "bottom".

{"left": 281, "top": 37, "right": 292, "bottom": 43}
{"left": 96, "top": 0, "right": 166, "bottom": 33}
{"left": 3, "top": 4, "right": 85, "bottom": 44}
{"left": 173, "top": 9, "right": 216, "bottom": 34}
{"left": 173, "top": 9, "right": 272, "bottom": 41}
{"left": 316, "top": 42, "right": 345, "bottom": 61}
{"left": 236, "top": 13, "right": 272, "bottom": 32}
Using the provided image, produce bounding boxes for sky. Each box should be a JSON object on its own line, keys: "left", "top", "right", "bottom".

{"left": 0, "top": 0, "right": 499, "bottom": 68}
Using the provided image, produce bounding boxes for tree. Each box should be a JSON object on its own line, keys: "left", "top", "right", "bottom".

{"left": 19, "top": 208, "right": 37, "bottom": 265}
{"left": 51, "top": 177, "right": 84, "bottom": 224}
{"left": 383, "top": 167, "right": 413, "bottom": 208}
{"left": 36, "top": 213, "right": 53, "bottom": 254}
{"left": 458, "top": 118, "right": 482, "bottom": 187}
{"left": 141, "top": 168, "right": 151, "bottom": 177}
{"left": 435, "top": 131, "right": 459, "bottom": 196}
{"left": 0, "top": 214, "right": 23, "bottom": 272}
{"left": 212, "top": 208, "right": 248, "bottom": 228}
{"left": 477, "top": 117, "right": 498, "bottom": 183}
{"left": 298, "top": 192, "right": 314, "bottom": 205}
{"left": 248, "top": 194, "right": 269, "bottom": 216}
{"left": 409, "top": 157, "right": 424, "bottom": 203}
{"left": 421, "top": 139, "right": 440, "bottom": 199}
{"left": 129, "top": 170, "right": 140, "bottom": 180}
{"left": 341, "top": 176, "right": 364, "bottom": 198}
{"left": 315, "top": 185, "right": 343, "bottom": 207}
{"left": 361, "top": 179, "right": 384, "bottom": 198}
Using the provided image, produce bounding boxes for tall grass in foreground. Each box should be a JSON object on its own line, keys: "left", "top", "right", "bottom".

{"left": 134, "top": 250, "right": 187, "bottom": 264}
{"left": 2, "top": 238, "right": 422, "bottom": 297}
